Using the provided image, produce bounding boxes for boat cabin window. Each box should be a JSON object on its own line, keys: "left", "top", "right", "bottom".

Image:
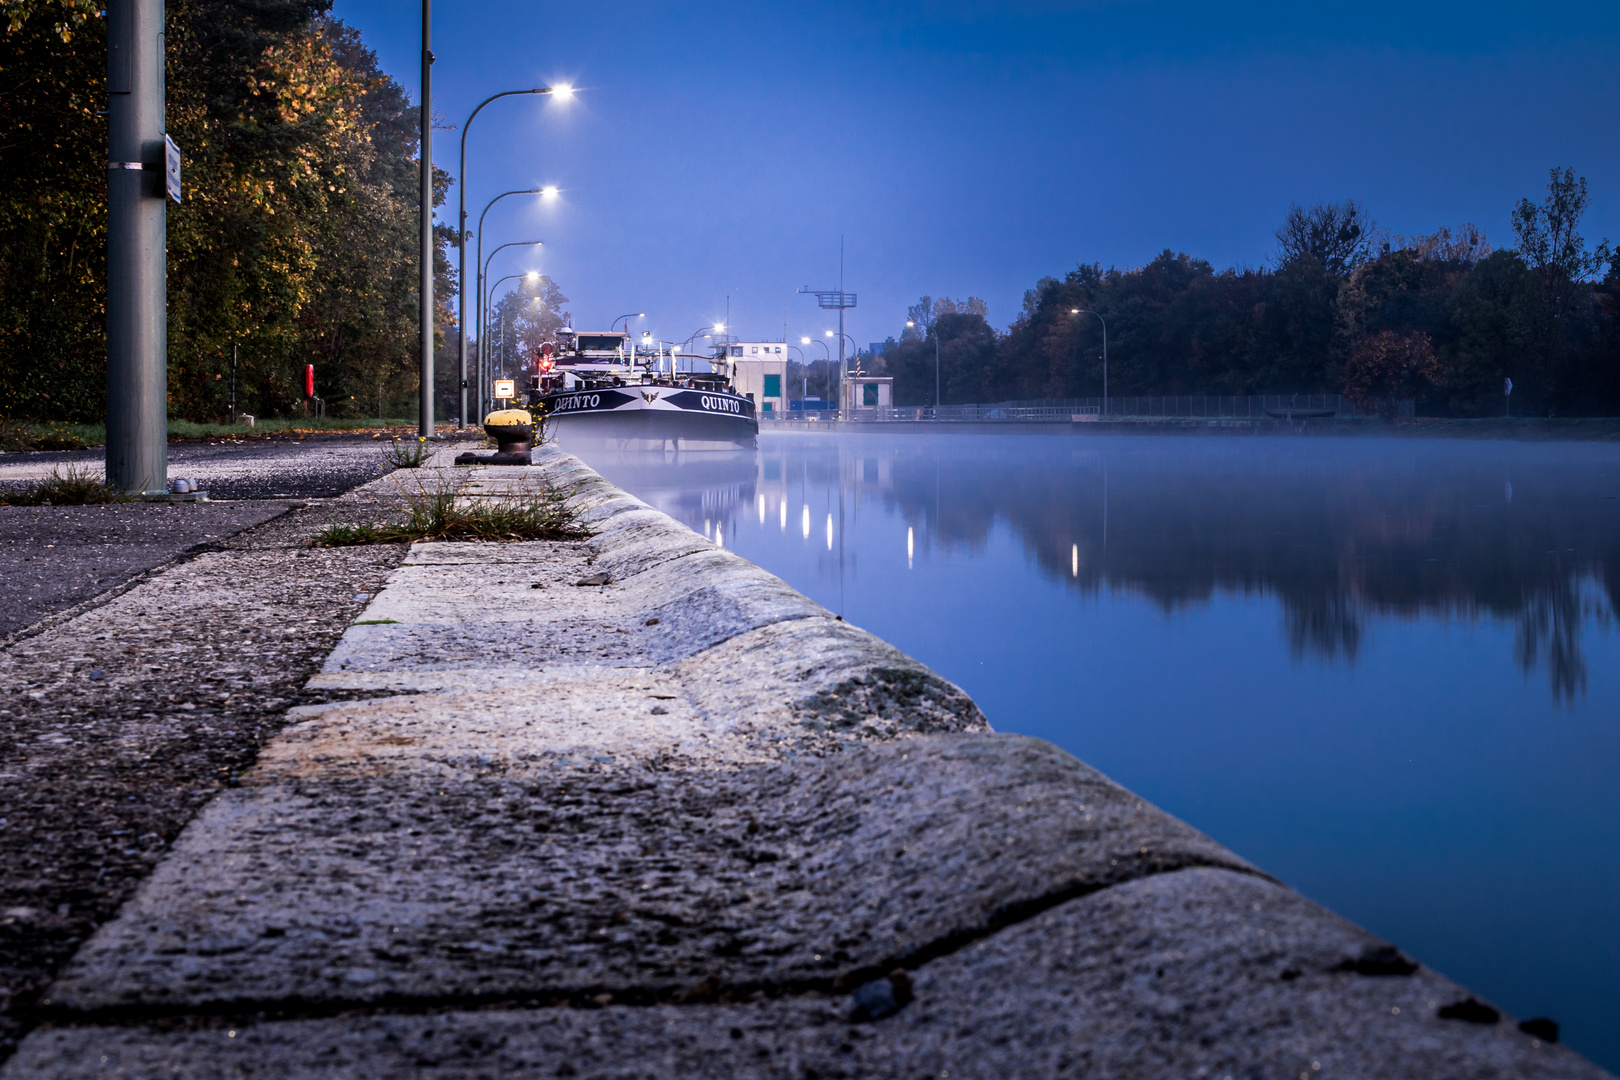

{"left": 576, "top": 335, "right": 626, "bottom": 352}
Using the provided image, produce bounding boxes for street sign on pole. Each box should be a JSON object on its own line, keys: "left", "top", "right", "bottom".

{"left": 164, "top": 134, "right": 181, "bottom": 203}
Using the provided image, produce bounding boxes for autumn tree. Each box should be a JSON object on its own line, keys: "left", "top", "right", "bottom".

{"left": 0, "top": 0, "right": 457, "bottom": 423}
{"left": 1342, "top": 329, "right": 1444, "bottom": 419}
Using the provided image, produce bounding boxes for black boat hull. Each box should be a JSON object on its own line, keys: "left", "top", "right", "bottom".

{"left": 539, "top": 387, "right": 758, "bottom": 451}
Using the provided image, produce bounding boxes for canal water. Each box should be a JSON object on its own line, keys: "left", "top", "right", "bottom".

{"left": 569, "top": 429, "right": 1620, "bottom": 1069}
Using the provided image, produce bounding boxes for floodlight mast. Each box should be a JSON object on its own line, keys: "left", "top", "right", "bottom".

{"left": 797, "top": 286, "right": 856, "bottom": 417}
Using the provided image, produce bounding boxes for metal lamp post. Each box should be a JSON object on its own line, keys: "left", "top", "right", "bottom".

{"left": 105, "top": 0, "right": 169, "bottom": 494}
{"left": 475, "top": 239, "right": 543, "bottom": 417}
{"left": 907, "top": 318, "right": 942, "bottom": 408}
{"left": 483, "top": 271, "right": 532, "bottom": 402}
{"left": 804, "top": 337, "right": 832, "bottom": 405}
{"left": 483, "top": 272, "right": 528, "bottom": 384}
{"left": 1072, "top": 308, "right": 1108, "bottom": 417}
{"left": 457, "top": 88, "right": 568, "bottom": 429}
{"left": 829, "top": 330, "right": 859, "bottom": 415}
{"left": 470, "top": 191, "right": 546, "bottom": 417}
{"left": 677, "top": 325, "right": 719, "bottom": 375}
{"left": 612, "top": 313, "right": 645, "bottom": 363}
{"left": 418, "top": 0, "right": 433, "bottom": 437}
{"left": 786, "top": 344, "right": 806, "bottom": 409}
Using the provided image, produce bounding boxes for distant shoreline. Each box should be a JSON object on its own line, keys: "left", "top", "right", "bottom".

{"left": 764, "top": 416, "right": 1620, "bottom": 442}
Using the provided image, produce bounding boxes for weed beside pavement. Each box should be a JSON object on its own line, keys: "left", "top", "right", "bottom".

{"left": 313, "top": 479, "right": 586, "bottom": 546}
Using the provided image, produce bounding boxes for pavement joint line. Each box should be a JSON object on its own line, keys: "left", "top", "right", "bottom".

{"left": 24, "top": 862, "right": 1270, "bottom": 1032}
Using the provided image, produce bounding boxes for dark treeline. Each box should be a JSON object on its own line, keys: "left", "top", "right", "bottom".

{"left": 0, "top": 0, "right": 459, "bottom": 423}
{"left": 875, "top": 170, "right": 1620, "bottom": 417}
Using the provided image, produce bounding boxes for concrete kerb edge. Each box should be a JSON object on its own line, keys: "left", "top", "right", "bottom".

{"left": 10, "top": 446, "right": 1612, "bottom": 1079}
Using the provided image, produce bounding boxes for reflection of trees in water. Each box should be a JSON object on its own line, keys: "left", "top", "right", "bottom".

{"left": 1282, "top": 591, "right": 1365, "bottom": 662}
{"left": 873, "top": 442, "right": 1620, "bottom": 703}
{"left": 1512, "top": 578, "right": 1616, "bottom": 704}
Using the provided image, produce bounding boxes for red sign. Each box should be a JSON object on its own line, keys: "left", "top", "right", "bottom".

{"left": 305, "top": 364, "right": 314, "bottom": 398}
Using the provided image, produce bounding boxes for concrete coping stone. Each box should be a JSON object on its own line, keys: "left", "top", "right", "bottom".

{"left": 8, "top": 445, "right": 1610, "bottom": 1080}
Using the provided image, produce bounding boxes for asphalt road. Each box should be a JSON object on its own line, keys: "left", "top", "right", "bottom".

{"left": 0, "top": 432, "right": 398, "bottom": 501}
{"left": 0, "top": 435, "right": 403, "bottom": 641}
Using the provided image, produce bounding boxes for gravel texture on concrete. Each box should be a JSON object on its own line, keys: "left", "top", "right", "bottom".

{"left": 3, "top": 443, "right": 1610, "bottom": 1079}
{"left": 0, "top": 432, "right": 398, "bottom": 500}
{"left": 0, "top": 439, "right": 481, "bottom": 1065}
{"left": 0, "top": 503, "right": 292, "bottom": 640}
{"left": 8, "top": 869, "right": 1603, "bottom": 1080}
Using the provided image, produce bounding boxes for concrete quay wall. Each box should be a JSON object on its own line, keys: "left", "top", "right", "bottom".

{"left": 4, "top": 444, "right": 1607, "bottom": 1079}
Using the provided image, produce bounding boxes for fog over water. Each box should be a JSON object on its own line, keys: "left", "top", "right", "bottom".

{"left": 570, "top": 429, "right": 1620, "bottom": 1069}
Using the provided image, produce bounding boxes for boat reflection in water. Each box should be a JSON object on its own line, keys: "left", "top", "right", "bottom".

{"left": 574, "top": 430, "right": 1620, "bottom": 1071}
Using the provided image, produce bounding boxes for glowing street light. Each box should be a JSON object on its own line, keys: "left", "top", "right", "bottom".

{"left": 456, "top": 83, "right": 573, "bottom": 428}
{"left": 1071, "top": 308, "right": 1108, "bottom": 417}
{"left": 906, "top": 318, "right": 942, "bottom": 408}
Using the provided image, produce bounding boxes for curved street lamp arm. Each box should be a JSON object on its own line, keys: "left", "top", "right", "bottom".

{"left": 457, "top": 86, "right": 553, "bottom": 428}
{"left": 476, "top": 239, "right": 543, "bottom": 414}
{"left": 1073, "top": 309, "right": 1108, "bottom": 412}
{"left": 470, "top": 190, "right": 544, "bottom": 420}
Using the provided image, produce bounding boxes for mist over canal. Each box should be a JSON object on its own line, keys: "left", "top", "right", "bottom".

{"left": 569, "top": 429, "right": 1620, "bottom": 1069}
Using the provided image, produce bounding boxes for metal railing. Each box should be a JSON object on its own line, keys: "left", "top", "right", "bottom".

{"left": 770, "top": 395, "right": 1412, "bottom": 423}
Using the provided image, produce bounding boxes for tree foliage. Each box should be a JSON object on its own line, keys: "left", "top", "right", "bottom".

{"left": 0, "top": 0, "right": 463, "bottom": 422}
{"left": 880, "top": 180, "right": 1618, "bottom": 416}
{"left": 484, "top": 274, "right": 569, "bottom": 377}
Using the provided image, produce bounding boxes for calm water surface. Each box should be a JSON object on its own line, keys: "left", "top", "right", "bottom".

{"left": 570, "top": 430, "right": 1620, "bottom": 1069}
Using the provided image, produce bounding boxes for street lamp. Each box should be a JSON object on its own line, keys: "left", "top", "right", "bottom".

{"left": 803, "top": 336, "right": 832, "bottom": 403}
{"left": 907, "top": 318, "right": 943, "bottom": 409}
{"left": 1071, "top": 308, "right": 1108, "bottom": 416}
{"left": 786, "top": 343, "right": 807, "bottom": 405}
{"left": 466, "top": 189, "right": 550, "bottom": 425}
{"left": 485, "top": 272, "right": 529, "bottom": 384}
{"left": 457, "top": 85, "right": 571, "bottom": 428}
{"left": 612, "top": 313, "right": 645, "bottom": 332}
{"left": 825, "top": 330, "right": 858, "bottom": 415}
{"left": 477, "top": 240, "right": 544, "bottom": 417}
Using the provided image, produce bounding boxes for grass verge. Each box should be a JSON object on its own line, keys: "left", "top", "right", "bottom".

{"left": 0, "top": 466, "right": 134, "bottom": 506}
{"left": 0, "top": 417, "right": 432, "bottom": 450}
{"left": 313, "top": 480, "right": 587, "bottom": 546}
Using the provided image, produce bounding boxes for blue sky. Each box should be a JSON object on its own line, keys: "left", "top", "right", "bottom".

{"left": 331, "top": 0, "right": 1620, "bottom": 348}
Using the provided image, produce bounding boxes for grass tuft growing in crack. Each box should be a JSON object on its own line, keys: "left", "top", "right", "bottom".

{"left": 313, "top": 479, "right": 587, "bottom": 546}
{"left": 0, "top": 466, "right": 133, "bottom": 506}
{"left": 383, "top": 435, "right": 431, "bottom": 468}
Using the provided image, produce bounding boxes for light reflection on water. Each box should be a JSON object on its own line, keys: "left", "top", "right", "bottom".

{"left": 571, "top": 430, "right": 1620, "bottom": 1069}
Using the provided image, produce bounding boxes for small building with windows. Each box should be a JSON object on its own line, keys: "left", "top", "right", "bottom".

{"left": 842, "top": 374, "right": 893, "bottom": 415}
{"left": 723, "top": 341, "right": 789, "bottom": 416}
